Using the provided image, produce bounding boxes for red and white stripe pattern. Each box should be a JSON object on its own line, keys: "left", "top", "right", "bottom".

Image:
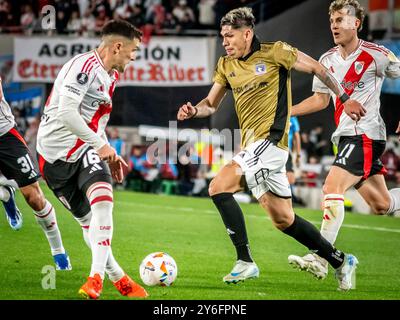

{"left": 37, "top": 49, "right": 119, "bottom": 164}
{"left": 323, "top": 194, "right": 344, "bottom": 220}
{"left": 34, "top": 204, "right": 54, "bottom": 219}
{"left": 312, "top": 40, "right": 398, "bottom": 145}
{"left": 86, "top": 182, "right": 113, "bottom": 206}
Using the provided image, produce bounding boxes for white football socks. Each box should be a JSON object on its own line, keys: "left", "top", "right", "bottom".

{"left": 387, "top": 188, "right": 400, "bottom": 215}
{"left": 320, "top": 194, "right": 345, "bottom": 244}
{"left": 75, "top": 210, "right": 124, "bottom": 282}
{"left": 87, "top": 182, "right": 115, "bottom": 280}
{"left": 34, "top": 200, "right": 65, "bottom": 255}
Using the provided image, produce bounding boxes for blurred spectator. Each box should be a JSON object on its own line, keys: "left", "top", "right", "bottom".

{"left": 128, "top": 4, "right": 145, "bottom": 28}
{"left": 172, "top": 0, "right": 195, "bottom": 29}
{"left": 107, "top": 127, "right": 126, "bottom": 158}
{"left": 24, "top": 116, "right": 40, "bottom": 161}
{"left": 81, "top": 9, "right": 96, "bottom": 36}
{"left": 198, "top": 0, "right": 216, "bottom": 28}
{"left": 381, "top": 141, "right": 400, "bottom": 188}
{"left": 112, "top": 0, "right": 130, "bottom": 20}
{"left": 369, "top": 0, "right": 389, "bottom": 40}
{"left": 177, "top": 144, "right": 206, "bottom": 196}
{"left": 126, "top": 145, "right": 159, "bottom": 192}
{"left": 13, "top": 108, "right": 28, "bottom": 137}
{"left": 67, "top": 9, "right": 82, "bottom": 35}
{"left": 94, "top": 5, "right": 110, "bottom": 33}
{"left": 308, "top": 125, "right": 328, "bottom": 158}
{"left": 300, "top": 155, "right": 321, "bottom": 188}
{"left": 0, "top": 0, "right": 9, "bottom": 21}
{"left": 146, "top": 0, "right": 166, "bottom": 33}
{"left": 90, "top": 0, "right": 112, "bottom": 18}
{"left": 20, "top": 4, "right": 35, "bottom": 35}
{"left": 158, "top": 161, "right": 178, "bottom": 180}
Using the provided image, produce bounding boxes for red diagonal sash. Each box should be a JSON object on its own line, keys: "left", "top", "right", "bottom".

{"left": 334, "top": 50, "right": 374, "bottom": 126}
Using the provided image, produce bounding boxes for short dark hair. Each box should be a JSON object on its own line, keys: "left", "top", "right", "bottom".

{"left": 101, "top": 20, "right": 142, "bottom": 40}
{"left": 329, "top": 0, "right": 365, "bottom": 31}
{"left": 220, "top": 7, "right": 255, "bottom": 29}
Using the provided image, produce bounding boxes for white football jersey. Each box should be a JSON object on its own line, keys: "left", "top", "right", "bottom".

{"left": 0, "top": 96, "right": 15, "bottom": 137}
{"left": 312, "top": 40, "right": 400, "bottom": 145}
{"left": 0, "top": 77, "right": 15, "bottom": 136}
{"left": 37, "top": 50, "right": 119, "bottom": 163}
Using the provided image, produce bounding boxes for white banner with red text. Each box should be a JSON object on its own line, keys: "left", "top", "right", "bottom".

{"left": 13, "top": 36, "right": 216, "bottom": 86}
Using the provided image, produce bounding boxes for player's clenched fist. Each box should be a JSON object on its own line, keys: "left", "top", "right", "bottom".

{"left": 177, "top": 102, "right": 198, "bottom": 120}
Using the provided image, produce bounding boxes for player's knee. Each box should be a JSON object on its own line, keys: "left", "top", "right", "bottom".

{"left": 208, "top": 178, "right": 222, "bottom": 196}
{"left": 271, "top": 214, "right": 293, "bottom": 231}
{"left": 370, "top": 201, "right": 389, "bottom": 215}
{"left": 21, "top": 184, "right": 46, "bottom": 211}
{"left": 273, "top": 218, "right": 291, "bottom": 231}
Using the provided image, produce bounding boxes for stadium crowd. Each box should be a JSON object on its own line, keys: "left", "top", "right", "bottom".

{"left": 0, "top": 0, "right": 261, "bottom": 36}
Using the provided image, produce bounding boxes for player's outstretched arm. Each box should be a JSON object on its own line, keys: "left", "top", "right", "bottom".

{"left": 292, "top": 92, "right": 330, "bottom": 117}
{"left": 293, "top": 51, "right": 366, "bottom": 121}
{"left": 177, "top": 82, "right": 227, "bottom": 120}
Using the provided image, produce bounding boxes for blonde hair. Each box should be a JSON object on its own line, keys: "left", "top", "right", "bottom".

{"left": 220, "top": 7, "right": 255, "bottom": 29}
{"left": 329, "top": 0, "right": 365, "bottom": 31}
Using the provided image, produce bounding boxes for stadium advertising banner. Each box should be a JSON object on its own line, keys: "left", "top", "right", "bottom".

{"left": 13, "top": 36, "right": 215, "bottom": 86}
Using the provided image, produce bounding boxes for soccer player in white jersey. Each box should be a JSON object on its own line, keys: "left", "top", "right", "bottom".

{"left": 0, "top": 76, "right": 71, "bottom": 269}
{"left": 36, "top": 20, "right": 148, "bottom": 299}
{"left": 288, "top": 0, "right": 400, "bottom": 280}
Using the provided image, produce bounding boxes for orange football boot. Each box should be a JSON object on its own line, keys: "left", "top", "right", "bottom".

{"left": 113, "top": 274, "right": 149, "bottom": 298}
{"left": 78, "top": 273, "right": 103, "bottom": 299}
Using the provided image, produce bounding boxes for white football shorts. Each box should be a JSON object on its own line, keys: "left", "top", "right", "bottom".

{"left": 232, "top": 139, "right": 291, "bottom": 200}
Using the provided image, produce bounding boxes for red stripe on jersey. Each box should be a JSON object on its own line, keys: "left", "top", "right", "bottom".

{"left": 361, "top": 44, "right": 389, "bottom": 56}
{"left": 8, "top": 128, "right": 27, "bottom": 147}
{"left": 108, "top": 71, "right": 120, "bottom": 98}
{"left": 94, "top": 50, "right": 105, "bottom": 68}
{"left": 90, "top": 195, "right": 113, "bottom": 206}
{"left": 362, "top": 134, "right": 373, "bottom": 179}
{"left": 86, "top": 62, "right": 97, "bottom": 74}
{"left": 361, "top": 41, "right": 390, "bottom": 54}
{"left": 38, "top": 154, "right": 46, "bottom": 178}
{"left": 64, "top": 51, "right": 93, "bottom": 80}
{"left": 81, "top": 56, "right": 96, "bottom": 73}
{"left": 66, "top": 102, "right": 112, "bottom": 160}
{"left": 334, "top": 50, "right": 374, "bottom": 126}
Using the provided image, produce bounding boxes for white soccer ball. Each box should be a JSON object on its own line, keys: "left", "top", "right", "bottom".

{"left": 139, "top": 252, "right": 178, "bottom": 286}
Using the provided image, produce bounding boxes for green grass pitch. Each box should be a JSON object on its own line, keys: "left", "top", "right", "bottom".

{"left": 1, "top": 185, "right": 400, "bottom": 300}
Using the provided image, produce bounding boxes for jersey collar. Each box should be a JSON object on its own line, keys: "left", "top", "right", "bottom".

{"left": 239, "top": 35, "right": 261, "bottom": 61}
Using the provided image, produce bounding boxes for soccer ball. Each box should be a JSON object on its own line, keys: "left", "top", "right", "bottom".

{"left": 139, "top": 252, "right": 178, "bottom": 286}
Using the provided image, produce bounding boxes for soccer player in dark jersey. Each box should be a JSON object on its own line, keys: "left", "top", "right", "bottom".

{"left": 177, "top": 7, "right": 364, "bottom": 290}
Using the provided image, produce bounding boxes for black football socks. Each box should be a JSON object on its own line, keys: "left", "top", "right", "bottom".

{"left": 283, "top": 214, "right": 344, "bottom": 268}
{"left": 211, "top": 193, "right": 253, "bottom": 263}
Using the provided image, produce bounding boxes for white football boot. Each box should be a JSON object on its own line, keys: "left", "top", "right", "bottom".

{"left": 288, "top": 253, "right": 328, "bottom": 280}
{"left": 223, "top": 260, "right": 259, "bottom": 284}
{"left": 335, "top": 254, "right": 359, "bottom": 291}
